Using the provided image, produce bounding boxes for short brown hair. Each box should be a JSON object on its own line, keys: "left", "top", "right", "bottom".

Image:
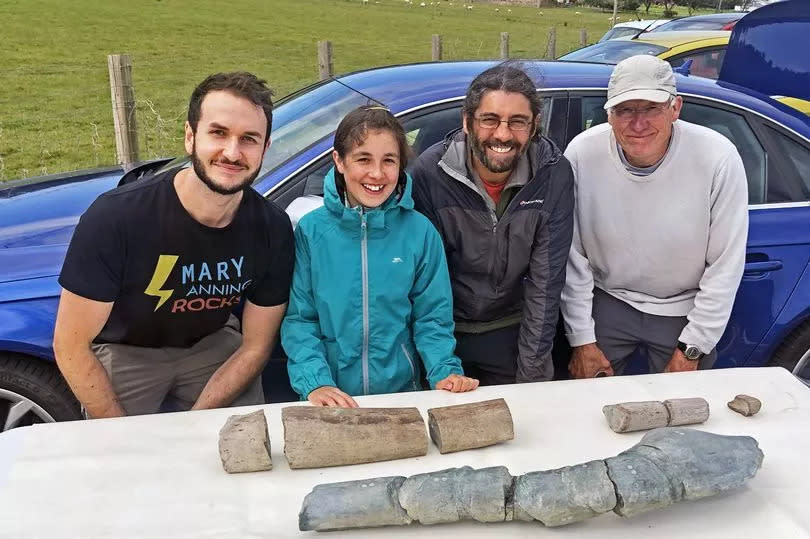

{"left": 187, "top": 72, "right": 274, "bottom": 142}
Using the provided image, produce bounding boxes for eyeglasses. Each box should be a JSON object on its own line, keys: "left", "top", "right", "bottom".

{"left": 611, "top": 101, "right": 672, "bottom": 121}
{"left": 473, "top": 115, "right": 532, "bottom": 132}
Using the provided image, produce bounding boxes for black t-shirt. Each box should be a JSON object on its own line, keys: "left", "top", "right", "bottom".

{"left": 59, "top": 169, "right": 294, "bottom": 348}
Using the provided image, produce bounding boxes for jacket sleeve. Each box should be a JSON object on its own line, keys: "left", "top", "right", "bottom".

{"left": 280, "top": 224, "right": 337, "bottom": 399}
{"left": 560, "top": 142, "right": 598, "bottom": 347}
{"left": 516, "top": 159, "right": 575, "bottom": 382}
{"left": 410, "top": 221, "right": 464, "bottom": 388}
{"left": 679, "top": 149, "right": 748, "bottom": 353}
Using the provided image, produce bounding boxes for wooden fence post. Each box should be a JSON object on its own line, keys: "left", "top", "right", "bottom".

{"left": 580, "top": 28, "right": 588, "bottom": 47}
{"left": 500, "top": 32, "right": 509, "bottom": 59}
{"left": 432, "top": 34, "right": 442, "bottom": 61}
{"left": 318, "top": 41, "right": 333, "bottom": 80}
{"left": 107, "top": 54, "right": 139, "bottom": 168}
{"left": 547, "top": 27, "right": 557, "bottom": 59}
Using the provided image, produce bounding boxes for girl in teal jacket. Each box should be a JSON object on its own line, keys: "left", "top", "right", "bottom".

{"left": 282, "top": 106, "right": 478, "bottom": 407}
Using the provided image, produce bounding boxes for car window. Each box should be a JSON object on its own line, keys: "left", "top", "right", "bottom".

{"left": 558, "top": 41, "right": 668, "bottom": 64}
{"left": 654, "top": 18, "right": 736, "bottom": 31}
{"left": 258, "top": 81, "right": 374, "bottom": 178}
{"left": 678, "top": 103, "right": 766, "bottom": 203}
{"left": 668, "top": 49, "right": 726, "bottom": 80}
{"left": 765, "top": 127, "right": 810, "bottom": 202}
{"left": 599, "top": 27, "right": 644, "bottom": 42}
{"left": 274, "top": 97, "right": 554, "bottom": 209}
{"left": 576, "top": 96, "right": 767, "bottom": 204}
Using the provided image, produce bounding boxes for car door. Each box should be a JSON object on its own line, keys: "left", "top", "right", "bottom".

{"left": 566, "top": 92, "right": 810, "bottom": 369}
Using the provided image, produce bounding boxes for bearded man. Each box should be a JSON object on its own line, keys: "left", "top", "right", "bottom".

{"left": 411, "top": 62, "right": 574, "bottom": 385}
{"left": 53, "top": 72, "right": 294, "bottom": 418}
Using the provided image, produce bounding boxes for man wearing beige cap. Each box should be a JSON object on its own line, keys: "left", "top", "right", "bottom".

{"left": 560, "top": 54, "right": 748, "bottom": 378}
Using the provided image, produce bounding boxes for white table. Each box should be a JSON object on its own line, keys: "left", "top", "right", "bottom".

{"left": 0, "top": 367, "right": 807, "bottom": 538}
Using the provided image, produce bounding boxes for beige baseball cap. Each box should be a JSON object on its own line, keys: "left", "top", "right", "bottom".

{"left": 603, "top": 54, "right": 677, "bottom": 110}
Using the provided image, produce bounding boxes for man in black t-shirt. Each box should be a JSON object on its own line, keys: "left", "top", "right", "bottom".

{"left": 53, "top": 72, "right": 294, "bottom": 418}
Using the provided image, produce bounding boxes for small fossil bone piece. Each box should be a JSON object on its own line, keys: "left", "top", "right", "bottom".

{"left": 427, "top": 398, "right": 514, "bottom": 454}
{"left": 299, "top": 427, "right": 763, "bottom": 531}
{"left": 218, "top": 410, "right": 272, "bottom": 473}
{"left": 728, "top": 394, "right": 762, "bottom": 416}
{"left": 603, "top": 397, "right": 709, "bottom": 433}
{"left": 282, "top": 406, "right": 427, "bottom": 469}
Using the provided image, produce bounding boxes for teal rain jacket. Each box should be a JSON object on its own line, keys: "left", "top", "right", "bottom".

{"left": 282, "top": 168, "right": 463, "bottom": 399}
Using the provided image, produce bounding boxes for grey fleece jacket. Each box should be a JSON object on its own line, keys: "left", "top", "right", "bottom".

{"left": 411, "top": 130, "right": 575, "bottom": 382}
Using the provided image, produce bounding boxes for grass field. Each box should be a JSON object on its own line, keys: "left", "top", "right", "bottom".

{"left": 0, "top": 0, "right": 702, "bottom": 181}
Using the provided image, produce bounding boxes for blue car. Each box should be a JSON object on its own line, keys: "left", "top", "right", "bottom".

{"left": 2, "top": 6, "right": 809, "bottom": 431}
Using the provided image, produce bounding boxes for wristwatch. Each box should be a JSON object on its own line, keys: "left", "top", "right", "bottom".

{"left": 677, "top": 341, "right": 704, "bottom": 361}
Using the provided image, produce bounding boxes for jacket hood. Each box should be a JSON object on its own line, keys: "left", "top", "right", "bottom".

{"left": 322, "top": 167, "right": 415, "bottom": 230}
{"left": 439, "top": 128, "right": 564, "bottom": 181}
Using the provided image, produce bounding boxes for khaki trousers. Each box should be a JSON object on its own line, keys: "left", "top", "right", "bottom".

{"left": 90, "top": 316, "right": 264, "bottom": 417}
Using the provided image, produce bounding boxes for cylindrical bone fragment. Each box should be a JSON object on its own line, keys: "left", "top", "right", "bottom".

{"left": 282, "top": 406, "right": 427, "bottom": 469}
{"left": 218, "top": 409, "right": 272, "bottom": 473}
{"left": 299, "top": 476, "right": 411, "bottom": 531}
{"left": 664, "top": 398, "right": 710, "bottom": 426}
{"left": 603, "top": 398, "right": 709, "bottom": 433}
{"left": 398, "top": 466, "right": 513, "bottom": 524}
{"left": 513, "top": 460, "right": 616, "bottom": 526}
{"left": 607, "top": 428, "right": 763, "bottom": 518}
{"left": 728, "top": 394, "right": 761, "bottom": 416}
{"left": 299, "top": 427, "right": 763, "bottom": 532}
{"left": 603, "top": 400, "right": 669, "bottom": 433}
{"left": 427, "top": 398, "right": 514, "bottom": 454}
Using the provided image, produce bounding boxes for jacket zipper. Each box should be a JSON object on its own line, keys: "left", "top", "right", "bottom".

{"left": 360, "top": 212, "right": 370, "bottom": 395}
{"left": 401, "top": 344, "right": 419, "bottom": 391}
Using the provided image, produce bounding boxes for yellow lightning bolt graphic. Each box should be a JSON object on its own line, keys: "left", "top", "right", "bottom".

{"left": 144, "top": 255, "right": 179, "bottom": 311}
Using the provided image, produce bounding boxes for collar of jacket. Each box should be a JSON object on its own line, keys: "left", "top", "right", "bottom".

{"left": 322, "top": 167, "right": 415, "bottom": 230}
{"left": 437, "top": 128, "right": 563, "bottom": 190}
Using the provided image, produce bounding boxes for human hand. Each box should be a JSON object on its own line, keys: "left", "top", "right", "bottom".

{"left": 307, "top": 386, "right": 359, "bottom": 408}
{"left": 663, "top": 348, "right": 699, "bottom": 373}
{"left": 569, "top": 343, "right": 613, "bottom": 379}
{"left": 434, "top": 374, "right": 480, "bottom": 393}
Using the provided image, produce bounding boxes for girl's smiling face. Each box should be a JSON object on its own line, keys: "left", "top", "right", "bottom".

{"left": 333, "top": 129, "right": 400, "bottom": 208}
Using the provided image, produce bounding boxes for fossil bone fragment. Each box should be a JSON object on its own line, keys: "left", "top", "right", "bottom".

{"left": 603, "top": 397, "right": 709, "bottom": 433}
{"left": 218, "top": 410, "right": 272, "bottom": 473}
{"left": 728, "top": 394, "right": 762, "bottom": 416}
{"left": 299, "top": 427, "right": 763, "bottom": 531}
{"left": 282, "top": 406, "right": 427, "bottom": 469}
{"left": 427, "top": 398, "right": 514, "bottom": 454}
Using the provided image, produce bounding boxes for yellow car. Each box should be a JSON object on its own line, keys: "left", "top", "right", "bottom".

{"left": 559, "top": 30, "right": 730, "bottom": 80}
{"left": 559, "top": 30, "right": 809, "bottom": 114}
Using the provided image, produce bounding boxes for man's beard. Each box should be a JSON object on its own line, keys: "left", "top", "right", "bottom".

{"left": 190, "top": 143, "right": 260, "bottom": 195}
{"left": 468, "top": 127, "right": 529, "bottom": 174}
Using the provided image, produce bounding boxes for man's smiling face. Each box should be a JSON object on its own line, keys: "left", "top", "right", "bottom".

{"left": 464, "top": 90, "right": 535, "bottom": 178}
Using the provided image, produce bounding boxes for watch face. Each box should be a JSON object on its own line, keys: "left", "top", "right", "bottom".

{"left": 685, "top": 346, "right": 702, "bottom": 360}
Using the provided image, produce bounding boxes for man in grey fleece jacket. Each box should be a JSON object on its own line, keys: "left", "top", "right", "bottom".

{"left": 412, "top": 63, "right": 574, "bottom": 385}
{"left": 561, "top": 55, "right": 748, "bottom": 377}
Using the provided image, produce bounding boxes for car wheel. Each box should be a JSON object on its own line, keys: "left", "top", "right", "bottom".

{"left": 0, "top": 354, "right": 82, "bottom": 432}
{"left": 768, "top": 320, "right": 810, "bottom": 387}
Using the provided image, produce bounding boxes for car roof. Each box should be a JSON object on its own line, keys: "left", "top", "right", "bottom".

{"left": 667, "top": 12, "right": 744, "bottom": 23}
{"left": 331, "top": 60, "right": 810, "bottom": 138}
{"left": 617, "top": 30, "right": 730, "bottom": 48}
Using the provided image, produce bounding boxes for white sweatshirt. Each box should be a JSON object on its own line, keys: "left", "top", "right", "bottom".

{"left": 561, "top": 120, "right": 748, "bottom": 354}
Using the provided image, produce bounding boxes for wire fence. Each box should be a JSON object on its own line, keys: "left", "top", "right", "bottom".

{"left": 1, "top": 2, "right": 632, "bottom": 182}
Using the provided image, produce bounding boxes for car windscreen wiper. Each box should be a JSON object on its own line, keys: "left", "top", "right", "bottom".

{"left": 328, "top": 77, "right": 388, "bottom": 109}
{"left": 630, "top": 21, "right": 658, "bottom": 40}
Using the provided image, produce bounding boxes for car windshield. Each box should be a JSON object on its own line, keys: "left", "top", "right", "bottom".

{"left": 599, "top": 27, "right": 646, "bottom": 42}
{"left": 258, "top": 80, "right": 373, "bottom": 177}
{"left": 156, "top": 79, "right": 372, "bottom": 180}
{"left": 559, "top": 41, "right": 668, "bottom": 64}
